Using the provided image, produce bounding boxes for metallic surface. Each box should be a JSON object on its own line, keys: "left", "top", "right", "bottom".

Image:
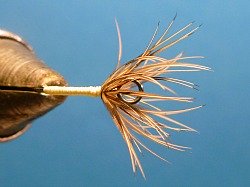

{"left": 0, "top": 30, "right": 67, "bottom": 142}
{"left": 117, "top": 80, "right": 144, "bottom": 104}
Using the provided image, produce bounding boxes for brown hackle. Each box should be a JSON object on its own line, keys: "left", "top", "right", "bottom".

{"left": 101, "top": 17, "right": 210, "bottom": 178}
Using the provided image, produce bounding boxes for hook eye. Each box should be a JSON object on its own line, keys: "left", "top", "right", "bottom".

{"left": 117, "top": 80, "right": 143, "bottom": 104}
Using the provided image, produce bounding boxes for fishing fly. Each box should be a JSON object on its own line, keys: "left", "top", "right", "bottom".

{"left": 0, "top": 16, "right": 210, "bottom": 178}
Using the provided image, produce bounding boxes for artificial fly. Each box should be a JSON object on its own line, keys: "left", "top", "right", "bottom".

{"left": 0, "top": 16, "right": 210, "bottom": 178}
{"left": 42, "top": 16, "right": 210, "bottom": 178}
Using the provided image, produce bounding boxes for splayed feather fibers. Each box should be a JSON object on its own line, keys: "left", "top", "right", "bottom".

{"left": 100, "top": 17, "right": 210, "bottom": 178}
{"left": 41, "top": 16, "right": 210, "bottom": 178}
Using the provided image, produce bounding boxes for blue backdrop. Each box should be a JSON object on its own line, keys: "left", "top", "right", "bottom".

{"left": 0, "top": 1, "right": 249, "bottom": 186}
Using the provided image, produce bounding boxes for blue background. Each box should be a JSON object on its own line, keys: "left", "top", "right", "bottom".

{"left": 0, "top": 1, "right": 249, "bottom": 186}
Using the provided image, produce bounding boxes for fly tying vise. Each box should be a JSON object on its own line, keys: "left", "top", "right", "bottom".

{"left": 0, "top": 16, "right": 210, "bottom": 178}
